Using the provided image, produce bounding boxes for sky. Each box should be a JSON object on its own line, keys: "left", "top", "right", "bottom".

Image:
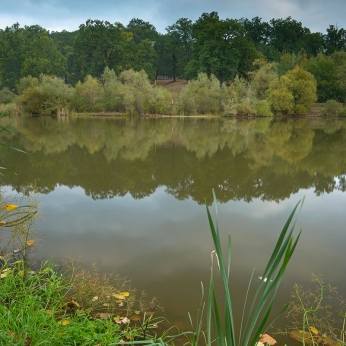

{"left": 0, "top": 0, "right": 345, "bottom": 34}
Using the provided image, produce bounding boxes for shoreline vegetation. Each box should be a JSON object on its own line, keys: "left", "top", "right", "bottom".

{"left": 1, "top": 14, "right": 346, "bottom": 118}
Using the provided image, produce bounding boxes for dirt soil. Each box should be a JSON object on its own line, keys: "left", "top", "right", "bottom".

{"left": 155, "top": 79, "right": 188, "bottom": 102}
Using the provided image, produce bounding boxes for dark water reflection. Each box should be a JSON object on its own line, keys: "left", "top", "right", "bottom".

{"left": 1, "top": 116, "right": 346, "bottom": 333}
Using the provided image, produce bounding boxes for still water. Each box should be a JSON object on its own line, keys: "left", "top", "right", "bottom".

{"left": 1, "top": 116, "right": 346, "bottom": 333}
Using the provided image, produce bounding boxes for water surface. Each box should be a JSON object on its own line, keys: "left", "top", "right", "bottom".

{"left": 1, "top": 116, "right": 346, "bottom": 333}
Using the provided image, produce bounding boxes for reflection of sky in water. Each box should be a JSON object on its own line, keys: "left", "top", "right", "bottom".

{"left": 6, "top": 183, "right": 343, "bottom": 328}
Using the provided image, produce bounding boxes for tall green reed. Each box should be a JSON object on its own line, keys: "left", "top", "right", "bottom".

{"left": 205, "top": 191, "right": 303, "bottom": 346}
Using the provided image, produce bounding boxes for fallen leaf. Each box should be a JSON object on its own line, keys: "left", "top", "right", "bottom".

{"left": 120, "top": 291, "right": 130, "bottom": 297}
{"left": 58, "top": 320, "right": 70, "bottom": 325}
{"left": 26, "top": 240, "right": 36, "bottom": 246}
{"left": 99, "top": 313, "right": 111, "bottom": 319}
{"left": 14, "top": 260, "right": 24, "bottom": 264}
{"left": 4, "top": 204, "right": 18, "bottom": 211}
{"left": 0, "top": 221, "right": 7, "bottom": 225}
{"left": 260, "top": 334, "right": 277, "bottom": 345}
{"left": 290, "top": 330, "right": 315, "bottom": 344}
{"left": 118, "top": 302, "right": 124, "bottom": 307}
{"left": 18, "top": 270, "right": 25, "bottom": 276}
{"left": 92, "top": 296, "right": 99, "bottom": 302}
{"left": 1, "top": 269, "right": 12, "bottom": 278}
{"left": 309, "top": 326, "right": 319, "bottom": 335}
{"left": 113, "top": 293, "right": 126, "bottom": 300}
{"left": 103, "top": 303, "right": 110, "bottom": 307}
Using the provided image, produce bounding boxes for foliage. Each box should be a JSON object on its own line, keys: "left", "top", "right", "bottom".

{"left": 0, "top": 24, "right": 66, "bottom": 90}
{"left": 201, "top": 192, "right": 302, "bottom": 346}
{"left": 255, "top": 100, "right": 273, "bottom": 117}
{"left": 249, "top": 60, "right": 278, "bottom": 100}
{"left": 72, "top": 75, "right": 104, "bottom": 112}
{"left": 229, "top": 76, "right": 258, "bottom": 116}
{"left": 186, "top": 12, "right": 258, "bottom": 82}
{"left": 305, "top": 53, "right": 346, "bottom": 102}
{"left": 178, "top": 73, "right": 229, "bottom": 115}
{"left": 0, "top": 87, "right": 16, "bottom": 104}
{"left": 16, "top": 76, "right": 39, "bottom": 95}
{"left": 268, "top": 66, "right": 317, "bottom": 114}
{"left": 17, "top": 75, "right": 72, "bottom": 114}
{"left": 324, "top": 100, "right": 344, "bottom": 116}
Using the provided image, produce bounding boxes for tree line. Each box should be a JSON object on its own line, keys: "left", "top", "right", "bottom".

{"left": 0, "top": 13, "right": 346, "bottom": 115}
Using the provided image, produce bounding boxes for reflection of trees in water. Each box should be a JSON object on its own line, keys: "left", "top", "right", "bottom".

{"left": 1, "top": 117, "right": 346, "bottom": 203}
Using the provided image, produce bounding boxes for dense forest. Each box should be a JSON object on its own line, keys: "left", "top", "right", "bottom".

{"left": 0, "top": 13, "right": 346, "bottom": 115}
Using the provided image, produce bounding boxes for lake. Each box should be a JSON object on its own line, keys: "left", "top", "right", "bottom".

{"left": 1, "top": 115, "right": 346, "bottom": 337}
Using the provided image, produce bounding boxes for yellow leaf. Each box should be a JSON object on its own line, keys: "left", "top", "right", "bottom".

{"left": 112, "top": 293, "right": 126, "bottom": 300}
{"left": 1, "top": 271, "right": 11, "bottom": 278}
{"left": 58, "top": 320, "right": 70, "bottom": 325}
{"left": 14, "top": 260, "right": 24, "bottom": 264}
{"left": 0, "top": 221, "right": 7, "bottom": 225}
{"left": 120, "top": 291, "right": 130, "bottom": 297}
{"left": 4, "top": 204, "right": 18, "bottom": 211}
{"left": 26, "top": 240, "right": 36, "bottom": 246}
{"left": 309, "top": 326, "right": 319, "bottom": 335}
{"left": 18, "top": 270, "right": 25, "bottom": 276}
{"left": 92, "top": 296, "right": 99, "bottom": 302}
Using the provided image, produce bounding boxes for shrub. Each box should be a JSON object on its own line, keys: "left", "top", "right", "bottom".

{"left": 72, "top": 75, "right": 104, "bottom": 112}
{"left": 324, "top": 99, "right": 344, "bottom": 116}
{"left": 119, "top": 69, "right": 152, "bottom": 116}
{"left": 255, "top": 100, "right": 273, "bottom": 116}
{"left": 17, "top": 75, "right": 72, "bottom": 114}
{"left": 268, "top": 66, "right": 317, "bottom": 114}
{"left": 250, "top": 61, "right": 278, "bottom": 100}
{"left": 229, "top": 76, "right": 258, "bottom": 116}
{"left": 178, "top": 73, "right": 229, "bottom": 115}
{"left": 16, "top": 76, "right": 39, "bottom": 95}
{"left": 0, "top": 88, "right": 16, "bottom": 104}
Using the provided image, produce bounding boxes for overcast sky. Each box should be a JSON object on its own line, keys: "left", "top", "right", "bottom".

{"left": 0, "top": 0, "right": 345, "bottom": 34}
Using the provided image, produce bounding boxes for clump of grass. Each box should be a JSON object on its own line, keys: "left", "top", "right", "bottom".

{"left": 183, "top": 192, "right": 303, "bottom": 346}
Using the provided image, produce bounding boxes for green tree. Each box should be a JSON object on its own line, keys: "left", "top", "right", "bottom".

{"left": 305, "top": 52, "right": 345, "bottom": 102}
{"left": 21, "top": 30, "right": 66, "bottom": 78}
{"left": 268, "top": 66, "right": 317, "bottom": 114}
{"left": 186, "top": 12, "right": 257, "bottom": 82}
{"left": 0, "top": 23, "right": 26, "bottom": 89}
{"left": 324, "top": 25, "right": 346, "bottom": 55}
{"left": 0, "top": 24, "right": 66, "bottom": 89}
{"left": 166, "top": 18, "right": 193, "bottom": 80}
{"left": 73, "top": 20, "right": 131, "bottom": 81}
{"left": 268, "top": 17, "right": 311, "bottom": 53}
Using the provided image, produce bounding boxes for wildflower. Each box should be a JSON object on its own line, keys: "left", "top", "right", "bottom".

{"left": 4, "top": 204, "right": 18, "bottom": 211}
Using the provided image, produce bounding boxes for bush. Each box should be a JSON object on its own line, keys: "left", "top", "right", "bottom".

{"left": 178, "top": 73, "right": 229, "bottom": 115}
{"left": 16, "top": 76, "right": 39, "bottom": 95}
{"left": 17, "top": 75, "right": 72, "bottom": 114}
{"left": 268, "top": 66, "right": 317, "bottom": 114}
{"left": 0, "top": 88, "right": 16, "bottom": 104}
{"left": 255, "top": 100, "right": 273, "bottom": 116}
{"left": 324, "top": 99, "right": 344, "bottom": 116}
{"left": 72, "top": 75, "right": 104, "bottom": 112}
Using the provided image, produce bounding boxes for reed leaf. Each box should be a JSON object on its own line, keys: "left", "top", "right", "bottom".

{"left": 206, "top": 191, "right": 302, "bottom": 346}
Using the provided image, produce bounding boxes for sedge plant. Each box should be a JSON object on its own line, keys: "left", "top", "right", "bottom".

{"left": 205, "top": 191, "right": 303, "bottom": 346}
